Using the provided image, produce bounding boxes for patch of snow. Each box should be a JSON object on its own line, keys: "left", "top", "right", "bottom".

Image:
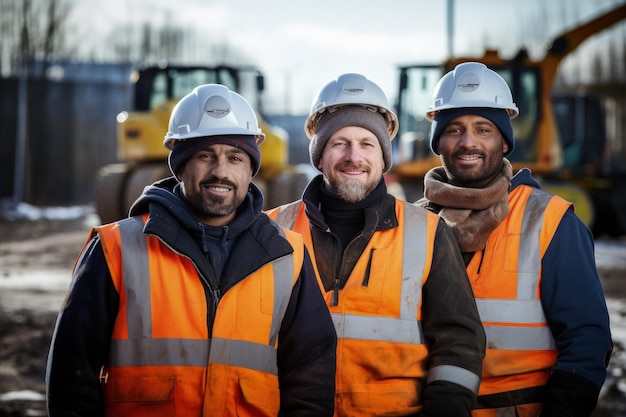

{"left": 0, "top": 200, "right": 97, "bottom": 223}
{"left": 0, "top": 270, "right": 70, "bottom": 291}
{"left": 596, "top": 240, "right": 626, "bottom": 269}
{"left": 0, "top": 390, "right": 44, "bottom": 402}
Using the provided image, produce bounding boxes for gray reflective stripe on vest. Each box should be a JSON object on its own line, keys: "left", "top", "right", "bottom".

{"left": 119, "top": 216, "right": 152, "bottom": 338}
{"left": 267, "top": 237, "right": 295, "bottom": 348}
{"left": 331, "top": 314, "right": 421, "bottom": 343}
{"left": 273, "top": 201, "right": 302, "bottom": 230}
{"left": 484, "top": 325, "right": 555, "bottom": 350}
{"left": 427, "top": 364, "right": 481, "bottom": 394}
{"left": 477, "top": 299, "right": 545, "bottom": 324}
{"left": 110, "top": 338, "right": 209, "bottom": 367}
{"left": 109, "top": 216, "right": 295, "bottom": 375}
{"left": 476, "top": 189, "right": 556, "bottom": 351}
{"left": 517, "top": 189, "right": 552, "bottom": 299}
{"left": 209, "top": 337, "right": 278, "bottom": 374}
{"left": 208, "top": 250, "right": 295, "bottom": 374}
{"left": 331, "top": 203, "right": 425, "bottom": 345}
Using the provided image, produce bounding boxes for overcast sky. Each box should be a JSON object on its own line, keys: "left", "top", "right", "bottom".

{"left": 70, "top": 0, "right": 626, "bottom": 115}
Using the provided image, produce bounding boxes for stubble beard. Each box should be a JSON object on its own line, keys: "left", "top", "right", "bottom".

{"left": 199, "top": 194, "right": 238, "bottom": 218}
{"left": 443, "top": 151, "right": 504, "bottom": 188}
{"left": 185, "top": 185, "right": 240, "bottom": 220}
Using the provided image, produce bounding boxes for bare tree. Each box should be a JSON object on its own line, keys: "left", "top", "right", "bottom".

{"left": 0, "top": 0, "right": 73, "bottom": 77}
{"left": 41, "top": 0, "right": 73, "bottom": 75}
{"left": 609, "top": 29, "right": 626, "bottom": 83}
{"left": 103, "top": 20, "right": 202, "bottom": 66}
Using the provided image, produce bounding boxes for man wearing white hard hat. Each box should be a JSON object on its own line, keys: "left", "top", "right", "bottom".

{"left": 418, "top": 62, "right": 612, "bottom": 417}
{"left": 267, "top": 73, "right": 486, "bottom": 416}
{"left": 46, "top": 84, "right": 337, "bottom": 416}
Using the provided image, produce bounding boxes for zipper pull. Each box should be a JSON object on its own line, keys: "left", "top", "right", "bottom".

{"left": 211, "top": 288, "right": 221, "bottom": 320}
{"left": 331, "top": 279, "right": 340, "bottom": 306}
{"left": 99, "top": 366, "right": 109, "bottom": 384}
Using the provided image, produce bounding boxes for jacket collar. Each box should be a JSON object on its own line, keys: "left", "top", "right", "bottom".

{"left": 301, "top": 175, "right": 398, "bottom": 233}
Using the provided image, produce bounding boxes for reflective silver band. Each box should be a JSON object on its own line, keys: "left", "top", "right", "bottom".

{"left": 427, "top": 364, "right": 481, "bottom": 393}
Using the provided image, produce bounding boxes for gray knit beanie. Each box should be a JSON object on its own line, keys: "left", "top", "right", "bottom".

{"left": 310, "top": 105, "right": 392, "bottom": 173}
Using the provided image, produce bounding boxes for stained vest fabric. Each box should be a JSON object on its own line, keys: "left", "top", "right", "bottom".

{"left": 268, "top": 199, "right": 478, "bottom": 416}
{"left": 95, "top": 214, "right": 303, "bottom": 417}
{"left": 469, "top": 185, "right": 572, "bottom": 417}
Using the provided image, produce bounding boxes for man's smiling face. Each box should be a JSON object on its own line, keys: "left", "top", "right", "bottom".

{"left": 318, "top": 126, "right": 384, "bottom": 203}
{"left": 437, "top": 114, "right": 509, "bottom": 188}
{"left": 180, "top": 142, "right": 253, "bottom": 226}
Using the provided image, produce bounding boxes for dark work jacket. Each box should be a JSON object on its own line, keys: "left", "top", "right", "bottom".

{"left": 45, "top": 177, "right": 337, "bottom": 417}
{"left": 296, "top": 175, "right": 486, "bottom": 416}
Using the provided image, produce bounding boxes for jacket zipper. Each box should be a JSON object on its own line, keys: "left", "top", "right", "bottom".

{"left": 361, "top": 248, "right": 374, "bottom": 286}
{"left": 155, "top": 236, "right": 221, "bottom": 334}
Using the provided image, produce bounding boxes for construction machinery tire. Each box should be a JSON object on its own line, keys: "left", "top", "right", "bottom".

{"left": 253, "top": 178, "right": 268, "bottom": 207}
{"left": 608, "top": 182, "right": 626, "bottom": 237}
{"left": 94, "top": 163, "right": 130, "bottom": 225}
{"left": 265, "top": 171, "right": 309, "bottom": 209}
{"left": 542, "top": 182, "right": 594, "bottom": 229}
{"left": 390, "top": 178, "right": 425, "bottom": 203}
{"left": 123, "top": 163, "right": 172, "bottom": 216}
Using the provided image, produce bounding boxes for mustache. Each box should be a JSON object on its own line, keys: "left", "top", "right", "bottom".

{"left": 199, "top": 177, "right": 237, "bottom": 189}
{"left": 336, "top": 162, "right": 370, "bottom": 172}
{"left": 452, "top": 150, "right": 485, "bottom": 158}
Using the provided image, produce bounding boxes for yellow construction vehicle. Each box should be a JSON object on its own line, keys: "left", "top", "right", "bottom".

{"left": 94, "top": 64, "right": 307, "bottom": 224}
{"left": 389, "top": 3, "right": 626, "bottom": 236}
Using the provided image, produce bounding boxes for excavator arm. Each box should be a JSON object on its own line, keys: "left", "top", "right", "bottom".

{"left": 544, "top": 4, "right": 626, "bottom": 89}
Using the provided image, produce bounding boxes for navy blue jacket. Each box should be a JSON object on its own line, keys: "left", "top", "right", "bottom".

{"left": 511, "top": 169, "right": 611, "bottom": 388}
{"left": 421, "top": 167, "right": 612, "bottom": 416}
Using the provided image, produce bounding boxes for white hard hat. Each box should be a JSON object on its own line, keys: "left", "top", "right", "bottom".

{"left": 425, "top": 62, "right": 519, "bottom": 121}
{"left": 163, "top": 84, "right": 265, "bottom": 150}
{"left": 305, "top": 73, "right": 398, "bottom": 140}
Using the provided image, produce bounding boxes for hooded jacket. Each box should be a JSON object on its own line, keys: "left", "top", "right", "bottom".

{"left": 46, "top": 177, "right": 337, "bottom": 417}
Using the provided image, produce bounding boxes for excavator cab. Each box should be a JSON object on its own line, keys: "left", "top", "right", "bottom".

{"left": 393, "top": 60, "right": 545, "bottom": 178}
{"left": 389, "top": 3, "right": 626, "bottom": 235}
{"left": 95, "top": 64, "right": 299, "bottom": 224}
{"left": 117, "top": 65, "right": 267, "bottom": 162}
{"left": 391, "top": 60, "right": 594, "bottom": 228}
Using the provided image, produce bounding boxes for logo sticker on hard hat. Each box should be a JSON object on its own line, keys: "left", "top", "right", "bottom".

{"left": 457, "top": 73, "right": 480, "bottom": 92}
{"left": 204, "top": 96, "right": 231, "bottom": 118}
{"left": 342, "top": 87, "right": 364, "bottom": 95}
{"left": 341, "top": 78, "right": 365, "bottom": 95}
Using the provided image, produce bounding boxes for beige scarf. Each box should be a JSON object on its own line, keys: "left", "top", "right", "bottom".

{"left": 423, "top": 159, "right": 513, "bottom": 252}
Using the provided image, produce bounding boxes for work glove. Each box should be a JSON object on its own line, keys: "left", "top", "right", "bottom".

{"left": 420, "top": 380, "right": 475, "bottom": 417}
{"left": 538, "top": 370, "right": 601, "bottom": 417}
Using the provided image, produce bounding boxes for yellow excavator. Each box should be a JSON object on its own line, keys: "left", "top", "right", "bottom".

{"left": 389, "top": 3, "right": 626, "bottom": 236}
{"left": 94, "top": 64, "right": 308, "bottom": 224}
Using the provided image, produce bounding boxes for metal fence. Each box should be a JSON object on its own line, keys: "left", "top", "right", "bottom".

{"left": 0, "top": 76, "right": 131, "bottom": 205}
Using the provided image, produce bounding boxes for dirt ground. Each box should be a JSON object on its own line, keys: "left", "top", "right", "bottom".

{"left": 0, "top": 216, "right": 92, "bottom": 417}
{"left": 0, "top": 213, "right": 625, "bottom": 416}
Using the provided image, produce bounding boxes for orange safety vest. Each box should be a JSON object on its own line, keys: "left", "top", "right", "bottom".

{"left": 469, "top": 186, "right": 572, "bottom": 417}
{"left": 95, "top": 214, "right": 303, "bottom": 417}
{"left": 268, "top": 200, "right": 478, "bottom": 416}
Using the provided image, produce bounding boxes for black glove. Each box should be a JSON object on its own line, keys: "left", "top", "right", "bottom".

{"left": 420, "top": 380, "right": 476, "bottom": 417}
{"left": 538, "top": 370, "right": 601, "bottom": 417}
